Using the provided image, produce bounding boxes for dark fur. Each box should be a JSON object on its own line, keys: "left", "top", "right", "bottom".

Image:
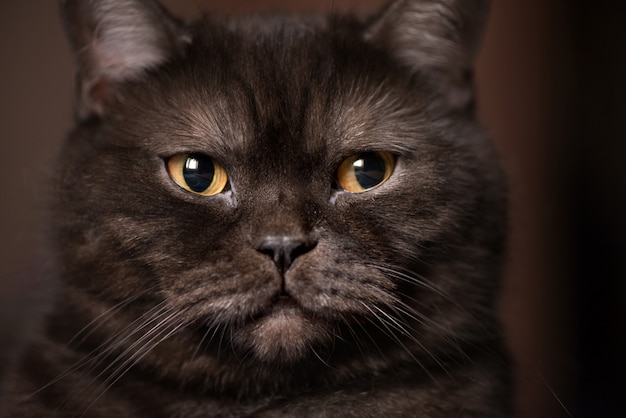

{"left": 3, "top": 0, "right": 511, "bottom": 416}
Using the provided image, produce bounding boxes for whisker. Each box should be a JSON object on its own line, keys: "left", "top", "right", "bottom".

{"left": 372, "top": 304, "right": 449, "bottom": 371}
{"left": 373, "top": 265, "right": 457, "bottom": 305}
{"left": 78, "top": 303, "right": 174, "bottom": 379}
{"left": 358, "top": 301, "right": 446, "bottom": 393}
{"left": 88, "top": 308, "right": 182, "bottom": 383}
{"left": 103, "top": 312, "right": 187, "bottom": 388}
{"left": 44, "top": 303, "right": 175, "bottom": 414}
{"left": 372, "top": 264, "right": 498, "bottom": 339}
{"left": 64, "top": 306, "right": 174, "bottom": 395}
{"left": 20, "top": 300, "right": 169, "bottom": 404}
{"left": 189, "top": 318, "right": 229, "bottom": 364}
{"left": 394, "top": 300, "right": 473, "bottom": 364}
{"left": 67, "top": 287, "right": 159, "bottom": 347}
{"left": 309, "top": 343, "right": 334, "bottom": 369}
{"left": 351, "top": 316, "right": 387, "bottom": 361}
{"left": 374, "top": 303, "right": 455, "bottom": 383}
{"left": 216, "top": 324, "right": 228, "bottom": 361}
{"left": 190, "top": 325, "right": 213, "bottom": 363}
{"left": 80, "top": 314, "right": 189, "bottom": 417}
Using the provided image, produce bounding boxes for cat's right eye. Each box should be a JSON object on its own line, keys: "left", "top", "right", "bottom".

{"left": 166, "top": 153, "right": 228, "bottom": 196}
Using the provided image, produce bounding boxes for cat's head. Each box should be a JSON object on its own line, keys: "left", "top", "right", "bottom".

{"left": 56, "top": 0, "right": 503, "bottom": 379}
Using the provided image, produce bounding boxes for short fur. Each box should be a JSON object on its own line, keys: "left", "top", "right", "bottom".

{"left": 3, "top": 0, "right": 511, "bottom": 416}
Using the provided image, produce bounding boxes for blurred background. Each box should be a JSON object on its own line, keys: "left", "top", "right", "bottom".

{"left": 1, "top": 0, "right": 624, "bottom": 416}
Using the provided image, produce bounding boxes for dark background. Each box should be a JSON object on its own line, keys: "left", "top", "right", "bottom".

{"left": 1, "top": 1, "right": 624, "bottom": 417}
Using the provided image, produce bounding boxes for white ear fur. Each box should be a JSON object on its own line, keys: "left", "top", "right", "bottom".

{"left": 61, "top": 0, "right": 190, "bottom": 119}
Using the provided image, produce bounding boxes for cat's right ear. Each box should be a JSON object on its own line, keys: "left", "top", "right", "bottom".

{"left": 60, "top": 0, "right": 190, "bottom": 120}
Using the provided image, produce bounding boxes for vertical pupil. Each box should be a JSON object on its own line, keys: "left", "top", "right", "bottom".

{"left": 353, "top": 152, "right": 385, "bottom": 189}
{"left": 183, "top": 154, "right": 215, "bottom": 192}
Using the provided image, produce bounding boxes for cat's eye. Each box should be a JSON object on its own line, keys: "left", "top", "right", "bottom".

{"left": 336, "top": 151, "right": 395, "bottom": 193}
{"left": 167, "top": 153, "right": 228, "bottom": 196}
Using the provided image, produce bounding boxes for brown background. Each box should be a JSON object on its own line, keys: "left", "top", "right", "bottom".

{"left": 1, "top": 1, "right": 625, "bottom": 417}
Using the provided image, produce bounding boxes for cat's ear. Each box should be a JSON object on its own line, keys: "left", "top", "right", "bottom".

{"left": 60, "top": 0, "right": 190, "bottom": 119}
{"left": 366, "top": 0, "right": 489, "bottom": 111}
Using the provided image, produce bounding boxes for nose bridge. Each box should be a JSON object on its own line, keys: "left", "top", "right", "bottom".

{"left": 249, "top": 184, "right": 311, "bottom": 239}
{"left": 243, "top": 128, "right": 319, "bottom": 241}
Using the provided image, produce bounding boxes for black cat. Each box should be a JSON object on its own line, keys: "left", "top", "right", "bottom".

{"left": 3, "top": 0, "right": 510, "bottom": 416}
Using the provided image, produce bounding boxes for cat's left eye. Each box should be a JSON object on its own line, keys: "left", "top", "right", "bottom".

{"left": 167, "top": 153, "right": 228, "bottom": 196}
{"left": 336, "top": 151, "right": 395, "bottom": 193}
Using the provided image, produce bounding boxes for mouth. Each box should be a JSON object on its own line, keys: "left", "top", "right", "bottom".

{"left": 249, "top": 289, "right": 303, "bottom": 320}
{"left": 254, "top": 294, "right": 305, "bottom": 331}
{"left": 188, "top": 290, "right": 332, "bottom": 364}
{"left": 273, "top": 293, "right": 298, "bottom": 308}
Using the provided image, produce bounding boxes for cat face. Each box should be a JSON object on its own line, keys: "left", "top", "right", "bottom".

{"left": 57, "top": 0, "right": 503, "bottom": 372}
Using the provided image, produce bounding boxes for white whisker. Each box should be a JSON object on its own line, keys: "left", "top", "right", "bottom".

{"left": 67, "top": 293, "right": 142, "bottom": 347}
{"left": 359, "top": 301, "right": 446, "bottom": 393}
{"left": 80, "top": 314, "right": 189, "bottom": 417}
{"left": 21, "top": 299, "right": 169, "bottom": 404}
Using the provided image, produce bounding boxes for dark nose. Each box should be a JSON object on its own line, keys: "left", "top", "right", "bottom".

{"left": 256, "top": 236, "right": 316, "bottom": 274}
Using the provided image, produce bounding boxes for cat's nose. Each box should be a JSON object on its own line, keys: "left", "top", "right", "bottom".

{"left": 256, "top": 236, "right": 316, "bottom": 274}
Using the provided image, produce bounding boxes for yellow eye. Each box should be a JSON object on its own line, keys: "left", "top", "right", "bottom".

{"left": 336, "top": 151, "right": 395, "bottom": 193}
{"left": 167, "top": 153, "right": 228, "bottom": 196}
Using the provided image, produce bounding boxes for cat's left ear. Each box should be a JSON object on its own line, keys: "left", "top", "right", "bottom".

{"left": 60, "top": 0, "right": 191, "bottom": 120}
{"left": 366, "top": 0, "right": 489, "bottom": 111}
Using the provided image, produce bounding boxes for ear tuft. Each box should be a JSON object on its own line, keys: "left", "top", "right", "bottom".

{"left": 60, "top": 0, "right": 190, "bottom": 119}
{"left": 366, "top": 0, "right": 490, "bottom": 111}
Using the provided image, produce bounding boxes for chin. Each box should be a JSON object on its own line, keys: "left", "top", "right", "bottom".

{"left": 233, "top": 299, "right": 334, "bottom": 364}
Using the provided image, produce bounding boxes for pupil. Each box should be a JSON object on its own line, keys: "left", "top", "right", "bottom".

{"left": 354, "top": 152, "right": 386, "bottom": 190}
{"left": 183, "top": 154, "right": 215, "bottom": 192}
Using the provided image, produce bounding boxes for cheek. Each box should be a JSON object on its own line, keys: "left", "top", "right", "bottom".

{"left": 285, "top": 241, "right": 398, "bottom": 317}
{"left": 158, "top": 248, "right": 281, "bottom": 324}
{"left": 332, "top": 187, "right": 453, "bottom": 262}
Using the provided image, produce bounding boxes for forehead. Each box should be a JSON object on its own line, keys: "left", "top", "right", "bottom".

{"left": 137, "top": 17, "right": 429, "bottom": 161}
